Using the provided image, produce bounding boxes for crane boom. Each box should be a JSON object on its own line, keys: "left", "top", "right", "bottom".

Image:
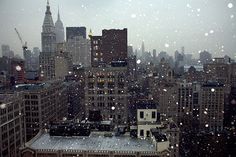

{"left": 14, "top": 28, "right": 27, "bottom": 50}
{"left": 14, "top": 28, "right": 23, "bottom": 45}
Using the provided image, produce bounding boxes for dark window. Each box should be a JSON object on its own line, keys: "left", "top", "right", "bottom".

{"left": 140, "top": 111, "right": 144, "bottom": 118}
{"left": 152, "top": 111, "right": 156, "bottom": 119}
{"left": 140, "top": 130, "right": 144, "bottom": 136}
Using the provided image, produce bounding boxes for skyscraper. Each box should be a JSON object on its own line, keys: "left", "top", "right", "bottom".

{"left": 66, "top": 27, "right": 86, "bottom": 40}
{"left": 1, "top": 44, "right": 14, "bottom": 58}
{"left": 41, "top": 1, "right": 56, "bottom": 54}
{"left": 55, "top": 7, "right": 65, "bottom": 43}
{"left": 200, "top": 82, "right": 225, "bottom": 132}
{"left": 39, "top": 0, "right": 56, "bottom": 80}
{"left": 67, "top": 36, "right": 91, "bottom": 66}
{"left": 199, "top": 50, "right": 212, "bottom": 64}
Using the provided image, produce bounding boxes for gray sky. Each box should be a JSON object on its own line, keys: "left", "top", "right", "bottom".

{"left": 0, "top": 0, "right": 235, "bottom": 58}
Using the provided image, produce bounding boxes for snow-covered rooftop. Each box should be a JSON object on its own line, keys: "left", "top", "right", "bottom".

{"left": 29, "top": 132, "right": 157, "bottom": 152}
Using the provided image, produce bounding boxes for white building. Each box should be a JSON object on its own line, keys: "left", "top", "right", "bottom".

{"left": 135, "top": 101, "right": 180, "bottom": 157}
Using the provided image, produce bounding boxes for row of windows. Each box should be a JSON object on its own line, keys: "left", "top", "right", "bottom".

{"left": 139, "top": 111, "right": 156, "bottom": 119}
{"left": 24, "top": 95, "right": 38, "bottom": 99}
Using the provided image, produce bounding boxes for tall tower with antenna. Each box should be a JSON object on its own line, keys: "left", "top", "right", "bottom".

{"left": 55, "top": 6, "right": 65, "bottom": 43}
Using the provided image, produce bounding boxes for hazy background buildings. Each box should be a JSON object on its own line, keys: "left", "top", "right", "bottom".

{"left": 0, "top": 0, "right": 236, "bottom": 157}
{"left": 0, "top": 0, "right": 236, "bottom": 58}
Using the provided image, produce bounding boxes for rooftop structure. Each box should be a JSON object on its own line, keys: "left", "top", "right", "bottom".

{"left": 20, "top": 131, "right": 170, "bottom": 157}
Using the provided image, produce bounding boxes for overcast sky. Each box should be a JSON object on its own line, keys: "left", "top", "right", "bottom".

{"left": 0, "top": 0, "right": 235, "bottom": 58}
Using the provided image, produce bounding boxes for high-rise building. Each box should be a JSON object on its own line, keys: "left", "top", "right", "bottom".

{"left": 174, "top": 50, "right": 184, "bottom": 75}
{"left": 55, "top": 8, "right": 64, "bottom": 43}
{"left": 1, "top": 44, "right": 14, "bottom": 58}
{"left": 90, "top": 36, "right": 102, "bottom": 67}
{"left": 23, "top": 49, "right": 33, "bottom": 71}
{"left": 153, "top": 82, "right": 178, "bottom": 122}
{"left": 127, "top": 55, "right": 137, "bottom": 82}
{"left": 0, "top": 93, "right": 25, "bottom": 157}
{"left": 231, "top": 63, "right": 236, "bottom": 87}
{"left": 15, "top": 80, "right": 68, "bottom": 141}
{"left": 84, "top": 64, "right": 128, "bottom": 125}
{"left": 32, "top": 47, "right": 40, "bottom": 70}
{"left": 128, "top": 45, "right": 133, "bottom": 56}
{"left": 8, "top": 50, "right": 14, "bottom": 58}
{"left": 175, "top": 81, "right": 201, "bottom": 132}
{"left": 91, "top": 29, "right": 127, "bottom": 67}
{"left": 54, "top": 43, "right": 72, "bottom": 79}
{"left": 33, "top": 47, "right": 40, "bottom": 57}
{"left": 1, "top": 44, "right": 10, "bottom": 57}
{"left": 157, "top": 58, "right": 174, "bottom": 82}
{"left": 67, "top": 36, "right": 91, "bottom": 66}
{"left": 199, "top": 50, "right": 212, "bottom": 64}
{"left": 224, "top": 87, "right": 236, "bottom": 130}
{"left": 66, "top": 27, "right": 86, "bottom": 40}
{"left": 141, "top": 41, "right": 145, "bottom": 57}
{"left": 204, "top": 58, "right": 231, "bottom": 85}
{"left": 153, "top": 49, "right": 157, "bottom": 59}
{"left": 102, "top": 29, "right": 128, "bottom": 63}
{"left": 41, "top": 1, "right": 56, "bottom": 55}
{"left": 199, "top": 82, "right": 225, "bottom": 132}
{"left": 39, "top": 1, "right": 56, "bottom": 80}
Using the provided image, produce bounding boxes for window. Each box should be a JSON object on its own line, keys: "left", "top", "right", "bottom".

{"left": 147, "top": 131, "right": 150, "bottom": 137}
{"left": 140, "top": 130, "right": 144, "bottom": 137}
{"left": 152, "top": 111, "right": 156, "bottom": 119}
{"left": 140, "top": 111, "right": 144, "bottom": 119}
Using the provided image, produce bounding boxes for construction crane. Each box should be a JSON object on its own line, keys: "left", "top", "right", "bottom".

{"left": 14, "top": 28, "right": 27, "bottom": 51}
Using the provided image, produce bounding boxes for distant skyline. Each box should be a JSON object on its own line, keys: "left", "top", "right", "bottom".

{"left": 0, "top": 0, "right": 235, "bottom": 58}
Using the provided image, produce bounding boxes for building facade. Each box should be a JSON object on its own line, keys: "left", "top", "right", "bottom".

{"left": 0, "top": 93, "right": 25, "bottom": 157}
{"left": 199, "top": 82, "right": 225, "bottom": 132}
{"left": 15, "top": 80, "right": 68, "bottom": 141}
{"left": 67, "top": 36, "right": 91, "bottom": 66}
{"left": 91, "top": 29, "right": 128, "bottom": 67}
{"left": 84, "top": 65, "right": 128, "bottom": 125}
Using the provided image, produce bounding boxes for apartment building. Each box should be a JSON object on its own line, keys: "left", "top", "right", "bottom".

{"left": 84, "top": 63, "right": 128, "bottom": 125}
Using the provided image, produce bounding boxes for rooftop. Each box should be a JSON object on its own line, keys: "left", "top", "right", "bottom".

{"left": 28, "top": 132, "right": 157, "bottom": 152}
{"left": 136, "top": 100, "right": 158, "bottom": 109}
{"left": 202, "top": 81, "right": 224, "bottom": 87}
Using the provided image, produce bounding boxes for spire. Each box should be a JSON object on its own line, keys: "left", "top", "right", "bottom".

{"left": 45, "top": 0, "right": 51, "bottom": 15}
{"left": 57, "top": 5, "right": 60, "bottom": 20}
{"left": 88, "top": 29, "right": 93, "bottom": 39}
{"left": 43, "top": 0, "right": 54, "bottom": 32}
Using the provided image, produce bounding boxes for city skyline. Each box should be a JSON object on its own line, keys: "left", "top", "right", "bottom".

{"left": 1, "top": 1, "right": 236, "bottom": 156}
{"left": 0, "top": 0, "right": 235, "bottom": 58}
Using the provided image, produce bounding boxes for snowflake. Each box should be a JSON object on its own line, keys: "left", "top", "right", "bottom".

{"left": 228, "top": 3, "right": 234, "bottom": 9}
